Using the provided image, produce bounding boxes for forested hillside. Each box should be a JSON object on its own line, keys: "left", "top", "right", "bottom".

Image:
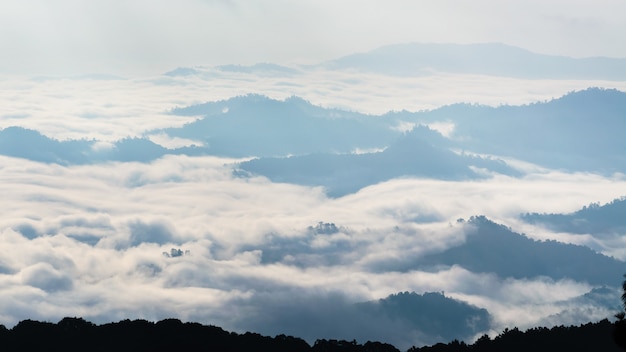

{"left": 0, "top": 317, "right": 622, "bottom": 352}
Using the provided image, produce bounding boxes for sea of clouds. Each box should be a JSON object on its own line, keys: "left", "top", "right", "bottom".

{"left": 1, "top": 68, "right": 626, "bottom": 348}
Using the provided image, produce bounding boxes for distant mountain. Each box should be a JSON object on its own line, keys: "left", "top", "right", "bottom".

{"left": 541, "top": 287, "right": 622, "bottom": 327}
{"left": 232, "top": 287, "right": 492, "bottom": 348}
{"left": 324, "top": 42, "right": 626, "bottom": 80}
{"left": 575, "top": 287, "right": 622, "bottom": 310}
{"left": 379, "top": 216, "right": 624, "bottom": 286}
{"left": 521, "top": 197, "right": 626, "bottom": 237}
{"left": 0, "top": 127, "right": 186, "bottom": 165}
{"left": 165, "top": 94, "right": 399, "bottom": 157}
{"left": 163, "top": 67, "right": 201, "bottom": 77}
{"left": 2, "top": 88, "right": 624, "bottom": 190}
{"left": 238, "top": 125, "right": 520, "bottom": 197}
{"left": 559, "top": 286, "right": 622, "bottom": 314}
{"left": 356, "top": 291, "right": 490, "bottom": 343}
{"left": 0, "top": 127, "right": 91, "bottom": 164}
{"left": 244, "top": 217, "right": 624, "bottom": 288}
{"left": 391, "top": 87, "right": 626, "bottom": 174}
{"left": 172, "top": 88, "right": 625, "bottom": 195}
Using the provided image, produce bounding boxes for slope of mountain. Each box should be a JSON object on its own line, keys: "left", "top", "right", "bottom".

{"left": 165, "top": 94, "right": 398, "bottom": 157}
{"left": 521, "top": 197, "right": 626, "bottom": 236}
{"left": 0, "top": 127, "right": 91, "bottom": 165}
{"left": 238, "top": 125, "right": 520, "bottom": 197}
{"left": 0, "top": 127, "right": 177, "bottom": 164}
{"left": 356, "top": 291, "right": 490, "bottom": 343}
{"left": 2, "top": 88, "right": 624, "bottom": 186}
{"left": 541, "top": 287, "right": 622, "bottom": 327}
{"left": 371, "top": 216, "right": 624, "bottom": 286}
{"left": 390, "top": 88, "right": 626, "bottom": 174}
{"left": 163, "top": 67, "right": 201, "bottom": 77}
{"left": 246, "top": 217, "right": 623, "bottom": 290}
{"left": 325, "top": 42, "right": 626, "bottom": 80}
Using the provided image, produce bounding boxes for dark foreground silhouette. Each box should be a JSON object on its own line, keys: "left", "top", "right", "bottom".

{"left": 411, "top": 320, "right": 621, "bottom": 352}
{"left": 0, "top": 317, "right": 623, "bottom": 352}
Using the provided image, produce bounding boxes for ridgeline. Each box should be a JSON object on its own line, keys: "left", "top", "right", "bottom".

{"left": 0, "top": 317, "right": 622, "bottom": 352}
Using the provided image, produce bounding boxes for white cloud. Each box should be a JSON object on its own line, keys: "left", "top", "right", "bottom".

{"left": 0, "top": 60, "right": 624, "bottom": 347}
{"left": 147, "top": 133, "right": 204, "bottom": 148}
{"left": 0, "top": 150, "right": 623, "bottom": 342}
{"left": 3, "top": 69, "right": 626, "bottom": 145}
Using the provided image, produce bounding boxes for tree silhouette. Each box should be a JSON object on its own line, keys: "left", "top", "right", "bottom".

{"left": 0, "top": 316, "right": 621, "bottom": 351}
{"left": 614, "top": 274, "right": 626, "bottom": 350}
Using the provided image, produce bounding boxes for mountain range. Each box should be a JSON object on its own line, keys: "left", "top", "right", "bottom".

{"left": 0, "top": 44, "right": 626, "bottom": 348}
{"left": 166, "top": 43, "right": 626, "bottom": 81}
{"left": 2, "top": 88, "right": 624, "bottom": 196}
{"left": 251, "top": 216, "right": 624, "bottom": 288}
{"left": 323, "top": 42, "right": 626, "bottom": 80}
{"left": 237, "top": 214, "right": 623, "bottom": 340}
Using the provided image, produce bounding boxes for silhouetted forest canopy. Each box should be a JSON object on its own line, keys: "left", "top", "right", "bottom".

{"left": 0, "top": 316, "right": 623, "bottom": 351}
{"left": 409, "top": 320, "right": 621, "bottom": 352}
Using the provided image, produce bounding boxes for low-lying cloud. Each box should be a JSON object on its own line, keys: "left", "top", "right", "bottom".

{"left": 1, "top": 69, "right": 625, "bottom": 348}
{"left": 0, "top": 151, "right": 623, "bottom": 346}
{"left": 3, "top": 69, "right": 626, "bottom": 143}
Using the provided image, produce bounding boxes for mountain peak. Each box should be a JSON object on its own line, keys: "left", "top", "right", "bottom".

{"left": 325, "top": 43, "right": 626, "bottom": 80}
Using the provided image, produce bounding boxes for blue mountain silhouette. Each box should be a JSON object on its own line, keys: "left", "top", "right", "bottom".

{"left": 404, "top": 216, "right": 624, "bottom": 286}
{"left": 521, "top": 197, "right": 626, "bottom": 237}
{"left": 404, "top": 87, "right": 626, "bottom": 173}
{"left": 166, "top": 94, "right": 397, "bottom": 157}
{"left": 356, "top": 291, "right": 490, "bottom": 343}
{"left": 324, "top": 43, "right": 626, "bottom": 80}
{"left": 0, "top": 127, "right": 171, "bottom": 164}
{"left": 1, "top": 88, "right": 624, "bottom": 189}
{"left": 238, "top": 125, "right": 519, "bottom": 196}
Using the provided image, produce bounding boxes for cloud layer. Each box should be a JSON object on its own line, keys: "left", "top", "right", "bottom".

{"left": 0, "top": 150, "right": 624, "bottom": 347}
{"left": 1, "top": 62, "right": 625, "bottom": 348}
{"left": 3, "top": 68, "right": 626, "bottom": 143}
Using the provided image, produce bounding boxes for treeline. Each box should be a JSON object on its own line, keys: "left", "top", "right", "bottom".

{"left": 0, "top": 317, "right": 399, "bottom": 352}
{"left": 0, "top": 317, "right": 622, "bottom": 352}
{"left": 409, "top": 319, "right": 621, "bottom": 352}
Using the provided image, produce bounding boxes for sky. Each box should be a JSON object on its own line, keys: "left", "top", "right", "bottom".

{"left": 1, "top": 0, "right": 626, "bottom": 76}
{"left": 1, "top": 1, "right": 626, "bottom": 349}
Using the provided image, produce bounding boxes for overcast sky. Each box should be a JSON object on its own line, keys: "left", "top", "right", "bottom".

{"left": 1, "top": 0, "right": 626, "bottom": 76}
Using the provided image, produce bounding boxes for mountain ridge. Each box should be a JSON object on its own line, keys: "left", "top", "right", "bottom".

{"left": 1, "top": 88, "right": 624, "bottom": 190}
{"left": 324, "top": 42, "right": 626, "bottom": 80}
